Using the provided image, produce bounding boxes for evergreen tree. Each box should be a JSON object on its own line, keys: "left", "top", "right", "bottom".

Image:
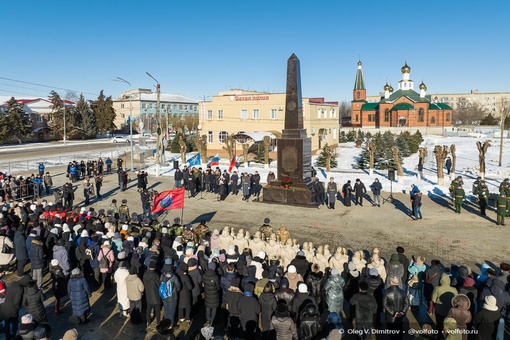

{"left": 49, "top": 91, "right": 65, "bottom": 135}
{"left": 411, "top": 130, "right": 424, "bottom": 152}
{"left": 338, "top": 131, "right": 349, "bottom": 143}
{"left": 315, "top": 143, "right": 337, "bottom": 168}
{"left": 0, "top": 97, "right": 32, "bottom": 142}
{"left": 380, "top": 131, "right": 396, "bottom": 169}
{"left": 170, "top": 132, "right": 184, "bottom": 153}
{"left": 346, "top": 130, "right": 356, "bottom": 142}
{"left": 395, "top": 134, "right": 411, "bottom": 158}
{"left": 91, "top": 90, "right": 116, "bottom": 134}
{"left": 480, "top": 113, "right": 499, "bottom": 126}
{"left": 75, "top": 94, "right": 97, "bottom": 138}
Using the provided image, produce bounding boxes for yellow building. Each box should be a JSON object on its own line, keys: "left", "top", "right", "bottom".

{"left": 200, "top": 89, "right": 339, "bottom": 156}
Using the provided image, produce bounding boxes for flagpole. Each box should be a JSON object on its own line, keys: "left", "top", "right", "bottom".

{"left": 180, "top": 206, "right": 184, "bottom": 226}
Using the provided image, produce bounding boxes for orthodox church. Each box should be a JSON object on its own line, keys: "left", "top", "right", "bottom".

{"left": 350, "top": 61, "right": 453, "bottom": 128}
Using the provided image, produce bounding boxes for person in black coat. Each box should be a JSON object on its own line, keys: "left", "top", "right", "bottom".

{"left": 30, "top": 236, "right": 45, "bottom": 290}
{"left": 289, "top": 251, "right": 309, "bottom": 279}
{"left": 383, "top": 276, "right": 409, "bottom": 339}
{"left": 237, "top": 283, "right": 261, "bottom": 335}
{"left": 259, "top": 282, "right": 277, "bottom": 336}
{"left": 342, "top": 180, "right": 353, "bottom": 207}
{"left": 14, "top": 226, "right": 28, "bottom": 277}
{"left": 305, "top": 263, "right": 324, "bottom": 310}
{"left": 203, "top": 262, "right": 221, "bottom": 326}
{"left": 230, "top": 171, "right": 239, "bottom": 195}
{"left": 22, "top": 280, "right": 47, "bottom": 323}
{"left": 144, "top": 262, "right": 161, "bottom": 326}
{"left": 353, "top": 178, "right": 367, "bottom": 206}
{"left": 176, "top": 262, "right": 193, "bottom": 323}
{"left": 349, "top": 281, "right": 377, "bottom": 334}
{"left": 49, "top": 260, "right": 67, "bottom": 314}
{"left": 0, "top": 274, "right": 31, "bottom": 338}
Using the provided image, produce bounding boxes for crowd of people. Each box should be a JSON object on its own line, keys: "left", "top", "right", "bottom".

{"left": 173, "top": 166, "right": 265, "bottom": 202}
{"left": 0, "top": 189, "right": 508, "bottom": 339}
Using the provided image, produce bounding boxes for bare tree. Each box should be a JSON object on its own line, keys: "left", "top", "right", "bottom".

{"left": 433, "top": 145, "right": 449, "bottom": 186}
{"left": 367, "top": 141, "right": 375, "bottom": 176}
{"left": 179, "top": 135, "right": 187, "bottom": 164}
{"left": 222, "top": 135, "right": 236, "bottom": 161}
{"left": 262, "top": 136, "right": 271, "bottom": 169}
{"left": 200, "top": 134, "right": 208, "bottom": 162}
{"left": 450, "top": 144, "right": 456, "bottom": 177}
{"left": 418, "top": 147, "right": 427, "bottom": 179}
{"left": 339, "top": 101, "right": 352, "bottom": 119}
{"left": 453, "top": 100, "right": 485, "bottom": 125}
{"left": 476, "top": 140, "right": 491, "bottom": 179}
{"left": 391, "top": 146, "right": 404, "bottom": 184}
{"left": 241, "top": 142, "right": 252, "bottom": 168}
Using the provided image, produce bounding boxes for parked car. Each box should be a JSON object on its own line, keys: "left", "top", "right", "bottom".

{"left": 111, "top": 136, "right": 131, "bottom": 143}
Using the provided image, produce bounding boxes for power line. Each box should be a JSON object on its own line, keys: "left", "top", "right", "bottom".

{"left": 0, "top": 83, "right": 50, "bottom": 94}
{"left": 0, "top": 76, "right": 99, "bottom": 97}
{"left": 0, "top": 88, "right": 44, "bottom": 98}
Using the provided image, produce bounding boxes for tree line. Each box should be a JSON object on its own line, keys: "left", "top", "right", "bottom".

{"left": 49, "top": 90, "right": 116, "bottom": 139}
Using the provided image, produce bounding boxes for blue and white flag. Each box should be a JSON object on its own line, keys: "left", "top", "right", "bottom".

{"left": 187, "top": 153, "right": 201, "bottom": 166}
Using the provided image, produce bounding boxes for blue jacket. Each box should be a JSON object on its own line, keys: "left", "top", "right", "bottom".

{"left": 30, "top": 239, "right": 45, "bottom": 269}
{"left": 67, "top": 274, "right": 91, "bottom": 317}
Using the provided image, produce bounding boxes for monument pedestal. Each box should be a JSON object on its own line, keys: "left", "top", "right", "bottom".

{"left": 262, "top": 185, "right": 317, "bottom": 207}
{"left": 276, "top": 137, "right": 312, "bottom": 184}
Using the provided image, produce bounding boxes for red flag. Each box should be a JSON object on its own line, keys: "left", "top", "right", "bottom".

{"left": 228, "top": 154, "right": 236, "bottom": 173}
{"left": 151, "top": 187, "right": 185, "bottom": 213}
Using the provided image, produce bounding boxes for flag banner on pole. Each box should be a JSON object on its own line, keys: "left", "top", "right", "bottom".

{"left": 208, "top": 153, "right": 220, "bottom": 166}
{"left": 151, "top": 187, "right": 185, "bottom": 213}
{"left": 228, "top": 155, "right": 237, "bottom": 173}
{"left": 187, "top": 153, "right": 201, "bottom": 166}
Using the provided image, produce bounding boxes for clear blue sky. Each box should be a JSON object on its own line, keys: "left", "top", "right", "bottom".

{"left": 2, "top": 0, "right": 509, "bottom": 103}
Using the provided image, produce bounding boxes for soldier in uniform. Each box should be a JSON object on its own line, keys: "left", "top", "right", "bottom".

{"left": 499, "top": 178, "right": 509, "bottom": 194}
{"left": 453, "top": 184, "right": 466, "bottom": 213}
{"left": 327, "top": 177, "right": 338, "bottom": 209}
{"left": 449, "top": 176, "right": 463, "bottom": 197}
{"left": 259, "top": 218, "right": 273, "bottom": 241}
{"left": 495, "top": 191, "right": 510, "bottom": 226}
{"left": 473, "top": 176, "right": 482, "bottom": 195}
{"left": 118, "top": 199, "right": 131, "bottom": 223}
{"left": 241, "top": 173, "right": 251, "bottom": 201}
{"left": 477, "top": 180, "right": 490, "bottom": 216}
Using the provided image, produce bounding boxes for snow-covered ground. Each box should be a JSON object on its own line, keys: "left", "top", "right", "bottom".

{"left": 146, "top": 135, "right": 510, "bottom": 198}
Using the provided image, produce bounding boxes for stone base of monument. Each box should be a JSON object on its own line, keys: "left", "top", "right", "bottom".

{"left": 262, "top": 185, "right": 317, "bottom": 207}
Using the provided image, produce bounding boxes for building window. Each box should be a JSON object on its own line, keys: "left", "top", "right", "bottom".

{"left": 253, "top": 109, "right": 260, "bottom": 119}
{"left": 333, "top": 128, "right": 337, "bottom": 139}
{"left": 218, "top": 131, "right": 229, "bottom": 143}
{"left": 207, "top": 131, "right": 213, "bottom": 143}
{"left": 331, "top": 109, "right": 336, "bottom": 118}
{"left": 357, "top": 91, "right": 360, "bottom": 99}
{"left": 184, "top": 105, "right": 188, "bottom": 110}
{"left": 430, "top": 116, "right": 436, "bottom": 124}
{"left": 355, "top": 115, "right": 359, "bottom": 122}
{"left": 317, "top": 108, "right": 321, "bottom": 119}
{"left": 179, "top": 105, "right": 183, "bottom": 110}
{"left": 172, "top": 104, "right": 176, "bottom": 110}
{"left": 384, "top": 109, "right": 390, "bottom": 122}
{"left": 418, "top": 108, "right": 424, "bottom": 122}
{"left": 121, "top": 104, "right": 125, "bottom": 109}
{"left": 217, "top": 110, "right": 223, "bottom": 120}
{"left": 241, "top": 109, "right": 248, "bottom": 119}
{"left": 121, "top": 114, "right": 125, "bottom": 118}
{"left": 207, "top": 110, "right": 213, "bottom": 120}
{"left": 270, "top": 109, "right": 277, "bottom": 119}
{"left": 142, "top": 103, "right": 147, "bottom": 109}
{"left": 36, "top": 115, "right": 43, "bottom": 122}
{"left": 368, "top": 114, "right": 375, "bottom": 122}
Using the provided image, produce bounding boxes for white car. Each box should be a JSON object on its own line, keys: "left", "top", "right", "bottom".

{"left": 111, "top": 136, "right": 131, "bottom": 143}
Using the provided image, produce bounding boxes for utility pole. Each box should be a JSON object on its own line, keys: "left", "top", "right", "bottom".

{"left": 499, "top": 100, "right": 507, "bottom": 167}
{"left": 147, "top": 72, "right": 162, "bottom": 176}
{"left": 63, "top": 99, "right": 66, "bottom": 145}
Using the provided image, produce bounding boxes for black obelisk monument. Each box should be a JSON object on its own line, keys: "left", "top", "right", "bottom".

{"left": 277, "top": 53, "right": 312, "bottom": 184}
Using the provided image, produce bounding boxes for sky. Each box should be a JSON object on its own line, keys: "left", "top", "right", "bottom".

{"left": 2, "top": 1, "right": 509, "bottom": 103}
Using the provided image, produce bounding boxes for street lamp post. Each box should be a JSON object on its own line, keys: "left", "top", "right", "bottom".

{"left": 146, "top": 72, "right": 162, "bottom": 176}
{"left": 115, "top": 77, "right": 135, "bottom": 172}
{"left": 63, "top": 100, "right": 66, "bottom": 145}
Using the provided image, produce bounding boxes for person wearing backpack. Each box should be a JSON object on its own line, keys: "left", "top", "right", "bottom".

{"left": 97, "top": 241, "right": 115, "bottom": 289}
{"left": 160, "top": 266, "right": 182, "bottom": 324}
{"left": 126, "top": 266, "right": 145, "bottom": 324}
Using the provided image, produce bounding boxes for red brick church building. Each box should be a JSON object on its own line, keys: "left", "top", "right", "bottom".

{"left": 350, "top": 61, "right": 453, "bottom": 128}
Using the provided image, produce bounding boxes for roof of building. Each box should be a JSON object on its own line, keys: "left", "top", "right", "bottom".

{"left": 138, "top": 93, "right": 198, "bottom": 104}
{"left": 361, "top": 103, "right": 379, "bottom": 110}
{"left": 391, "top": 102, "right": 415, "bottom": 110}
{"left": 354, "top": 62, "right": 365, "bottom": 91}
{"left": 380, "top": 89, "right": 429, "bottom": 104}
{"left": 429, "top": 102, "right": 453, "bottom": 110}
